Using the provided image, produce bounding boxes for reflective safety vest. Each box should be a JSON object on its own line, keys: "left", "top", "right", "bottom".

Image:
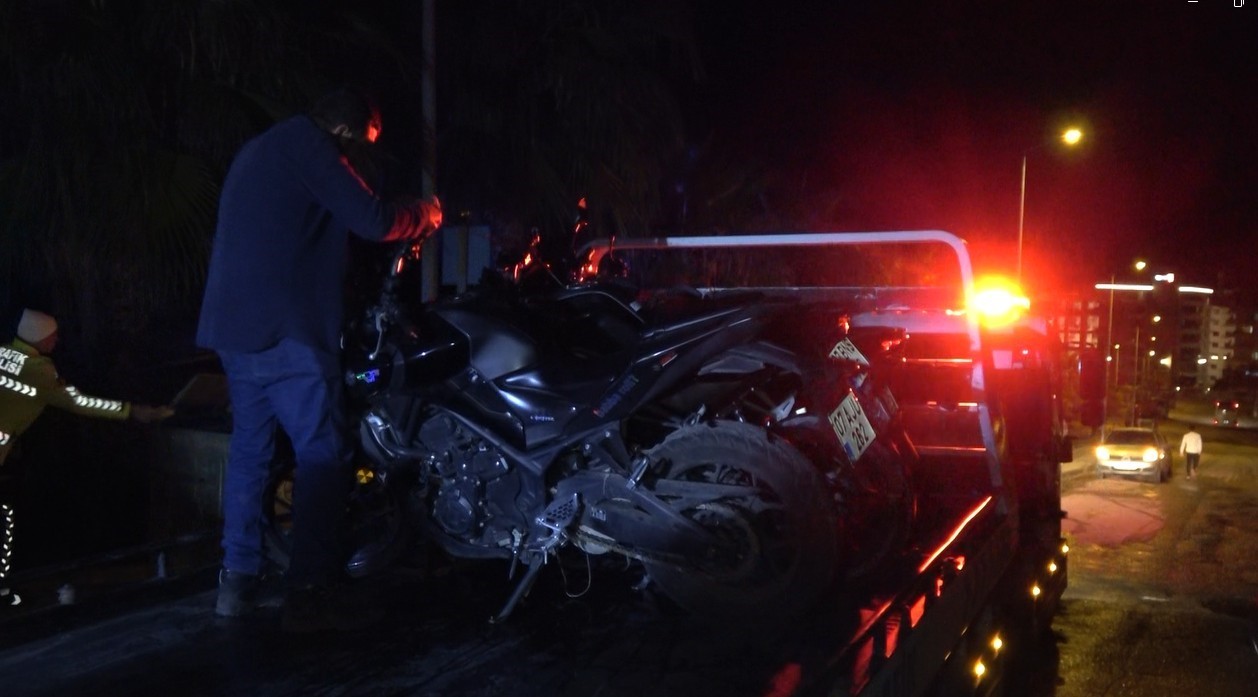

{"left": 0, "top": 339, "right": 130, "bottom": 466}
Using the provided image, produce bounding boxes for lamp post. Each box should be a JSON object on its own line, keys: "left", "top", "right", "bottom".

{"left": 1134, "top": 325, "right": 1141, "bottom": 388}
{"left": 1017, "top": 127, "right": 1083, "bottom": 282}
{"left": 1105, "top": 273, "right": 1115, "bottom": 383}
{"left": 1101, "top": 260, "right": 1158, "bottom": 398}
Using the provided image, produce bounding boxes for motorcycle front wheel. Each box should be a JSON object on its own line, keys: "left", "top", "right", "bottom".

{"left": 641, "top": 420, "right": 838, "bottom": 624}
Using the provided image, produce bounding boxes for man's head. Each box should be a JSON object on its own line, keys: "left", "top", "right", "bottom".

{"left": 16, "top": 309, "right": 58, "bottom": 354}
{"left": 309, "top": 88, "right": 381, "bottom": 144}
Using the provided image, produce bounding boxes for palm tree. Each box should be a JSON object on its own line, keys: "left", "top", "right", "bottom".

{"left": 435, "top": 1, "right": 701, "bottom": 244}
{"left": 0, "top": 0, "right": 424, "bottom": 393}
{"left": 0, "top": 0, "right": 704, "bottom": 394}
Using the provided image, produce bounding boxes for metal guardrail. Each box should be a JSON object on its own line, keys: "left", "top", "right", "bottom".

{"left": 6, "top": 531, "right": 217, "bottom": 585}
{"left": 2, "top": 529, "right": 219, "bottom": 624}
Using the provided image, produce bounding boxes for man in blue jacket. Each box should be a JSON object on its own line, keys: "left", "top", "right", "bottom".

{"left": 197, "top": 88, "right": 441, "bottom": 632}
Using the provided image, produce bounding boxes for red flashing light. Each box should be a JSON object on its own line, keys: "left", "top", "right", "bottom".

{"left": 969, "top": 276, "right": 1030, "bottom": 327}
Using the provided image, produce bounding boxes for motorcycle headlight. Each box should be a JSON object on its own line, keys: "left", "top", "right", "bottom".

{"left": 1095, "top": 446, "right": 1110, "bottom": 460}
{"left": 1142, "top": 448, "right": 1159, "bottom": 462}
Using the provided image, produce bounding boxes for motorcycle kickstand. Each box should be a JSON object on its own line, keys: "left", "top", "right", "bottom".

{"left": 489, "top": 557, "right": 545, "bottom": 624}
{"left": 490, "top": 493, "right": 579, "bottom": 624}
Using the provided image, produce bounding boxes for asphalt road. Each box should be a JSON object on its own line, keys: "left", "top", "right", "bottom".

{"left": 1031, "top": 419, "right": 1258, "bottom": 697}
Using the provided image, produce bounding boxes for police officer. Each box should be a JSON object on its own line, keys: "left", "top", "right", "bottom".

{"left": 0, "top": 308, "right": 172, "bottom": 606}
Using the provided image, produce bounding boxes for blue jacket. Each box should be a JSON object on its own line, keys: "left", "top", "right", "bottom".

{"left": 196, "top": 116, "right": 432, "bottom": 355}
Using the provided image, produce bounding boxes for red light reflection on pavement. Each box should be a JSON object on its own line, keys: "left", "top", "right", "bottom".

{"left": 1062, "top": 490, "right": 1164, "bottom": 546}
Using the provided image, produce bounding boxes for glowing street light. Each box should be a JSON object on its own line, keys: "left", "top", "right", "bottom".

{"left": 1018, "top": 126, "right": 1084, "bottom": 281}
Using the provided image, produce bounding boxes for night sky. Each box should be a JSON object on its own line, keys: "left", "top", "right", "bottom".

{"left": 687, "top": 0, "right": 1256, "bottom": 295}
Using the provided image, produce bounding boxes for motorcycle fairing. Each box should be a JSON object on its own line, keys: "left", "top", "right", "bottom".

{"left": 423, "top": 287, "right": 773, "bottom": 450}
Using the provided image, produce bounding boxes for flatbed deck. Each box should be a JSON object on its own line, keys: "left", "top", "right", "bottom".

{"left": 0, "top": 489, "right": 1020, "bottom": 697}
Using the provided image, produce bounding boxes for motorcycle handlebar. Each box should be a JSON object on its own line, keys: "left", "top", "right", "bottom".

{"left": 366, "top": 238, "right": 425, "bottom": 360}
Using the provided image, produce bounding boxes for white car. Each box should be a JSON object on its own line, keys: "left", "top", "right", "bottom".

{"left": 1095, "top": 427, "right": 1173, "bottom": 483}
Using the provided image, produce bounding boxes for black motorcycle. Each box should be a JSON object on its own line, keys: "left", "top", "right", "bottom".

{"left": 265, "top": 233, "right": 916, "bottom": 625}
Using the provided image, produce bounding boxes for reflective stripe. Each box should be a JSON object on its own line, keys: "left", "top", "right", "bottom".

{"left": 1, "top": 503, "right": 13, "bottom": 580}
{"left": 65, "top": 386, "right": 123, "bottom": 412}
{"left": 0, "top": 375, "right": 36, "bottom": 397}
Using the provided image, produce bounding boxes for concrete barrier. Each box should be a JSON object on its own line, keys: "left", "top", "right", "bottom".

{"left": 149, "top": 428, "right": 229, "bottom": 540}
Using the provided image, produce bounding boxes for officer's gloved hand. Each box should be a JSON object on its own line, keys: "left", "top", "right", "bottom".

{"left": 131, "top": 404, "right": 176, "bottom": 423}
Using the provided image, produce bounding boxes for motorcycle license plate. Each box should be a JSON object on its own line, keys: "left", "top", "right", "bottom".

{"left": 829, "top": 392, "right": 876, "bottom": 462}
{"left": 828, "top": 338, "right": 870, "bottom": 366}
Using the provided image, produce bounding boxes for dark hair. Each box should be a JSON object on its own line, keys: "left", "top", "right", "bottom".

{"left": 1, "top": 303, "right": 20, "bottom": 344}
{"left": 308, "top": 88, "right": 379, "bottom": 136}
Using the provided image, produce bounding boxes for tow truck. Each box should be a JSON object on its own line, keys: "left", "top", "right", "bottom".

{"left": 0, "top": 230, "right": 1071, "bottom": 697}
{"left": 581, "top": 230, "right": 1072, "bottom": 696}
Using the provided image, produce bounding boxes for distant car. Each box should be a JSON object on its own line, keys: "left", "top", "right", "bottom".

{"left": 1095, "top": 427, "right": 1173, "bottom": 483}
{"left": 1213, "top": 400, "right": 1243, "bottom": 427}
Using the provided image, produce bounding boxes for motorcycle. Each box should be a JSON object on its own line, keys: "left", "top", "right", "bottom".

{"left": 264, "top": 224, "right": 917, "bottom": 625}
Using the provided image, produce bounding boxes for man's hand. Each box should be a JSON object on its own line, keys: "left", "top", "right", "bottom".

{"left": 384, "top": 194, "right": 443, "bottom": 242}
{"left": 131, "top": 404, "right": 176, "bottom": 424}
{"left": 422, "top": 194, "right": 443, "bottom": 232}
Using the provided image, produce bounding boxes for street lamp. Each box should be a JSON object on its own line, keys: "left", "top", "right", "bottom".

{"left": 1134, "top": 324, "right": 1141, "bottom": 386}
{"left": 1017, "top": 127, "right": 1085, "bottom": 281}
{"left": 1112, "top": 343, "right": 1122, "bottom": 387}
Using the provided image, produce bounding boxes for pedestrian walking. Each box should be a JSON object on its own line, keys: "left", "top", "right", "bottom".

{"left": 1180, "top": 425, "right": 1203, "bottom": 479}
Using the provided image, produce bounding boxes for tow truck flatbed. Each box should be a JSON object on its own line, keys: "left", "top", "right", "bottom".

{"left": 0, "top": 482, "right": 1060, "bottom": 697}
{"left": 2, "top": 231, "right": 1070, "bottom": 697}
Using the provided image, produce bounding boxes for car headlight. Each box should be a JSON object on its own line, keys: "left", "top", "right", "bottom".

{"left": 1096, "top": 446, "right": 1110, "bottom": 460}
{"left": 1142, "top": 447, "right": 1159, "bottom": 462}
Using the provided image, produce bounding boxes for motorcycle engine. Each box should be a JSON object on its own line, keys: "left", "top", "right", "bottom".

{"left": 417, "top": 413, "right": 522, "bottom": 546}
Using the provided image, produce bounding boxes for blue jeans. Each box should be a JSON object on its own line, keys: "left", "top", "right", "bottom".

{"left": 217, "top": 339, "right": 350, "bottom": 587}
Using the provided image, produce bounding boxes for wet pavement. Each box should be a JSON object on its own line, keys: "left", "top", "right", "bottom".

{"left": 1043, "top": 422, "right": 1258, "bottom": 697}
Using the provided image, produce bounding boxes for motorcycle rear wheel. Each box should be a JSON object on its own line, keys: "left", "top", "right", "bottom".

{"left": 641, "top": 420, "right": 838, "bottom": 624}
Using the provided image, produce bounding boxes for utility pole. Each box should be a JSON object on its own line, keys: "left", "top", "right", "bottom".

{"left": 420, "top": 0, "right": 441, "bottom": 301}
{"left": 1105, "top": 274, "right": 1115, "bottom": 423}
{"left": 1017, "top": 155, "right": 1027, "bottom": 283}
